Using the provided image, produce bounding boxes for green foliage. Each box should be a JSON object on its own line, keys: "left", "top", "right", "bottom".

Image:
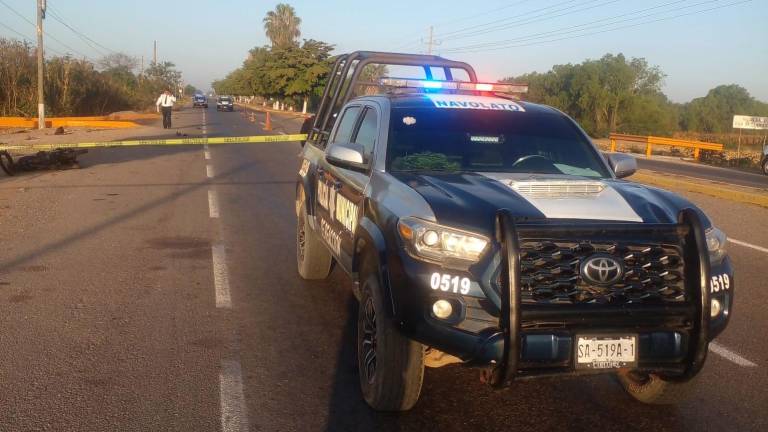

{"left": 212, "top": 39, "right": 334, "bottom": 106}
{"left": 184, "top": 84, "right": 197, "bottom": 95}
{"left": 681, "top": 85, "right": 768, "bottom": 133}
{"left": 0, "top": 37, "right": 185, "bottom": 116}
{"left": 504, "top": 53, "right": 766, "bottom": 138}
{"left": 505, "top": 54, "right": 666, "bottom": 137}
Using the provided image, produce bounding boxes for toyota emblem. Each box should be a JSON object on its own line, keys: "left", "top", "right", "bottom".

{"left": 581, "top": 255, "right": 624, "bottom": 286}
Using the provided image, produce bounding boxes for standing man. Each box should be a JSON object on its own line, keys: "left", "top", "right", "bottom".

{"left": 156, "top": 89, "right": 176, "bottom": 129}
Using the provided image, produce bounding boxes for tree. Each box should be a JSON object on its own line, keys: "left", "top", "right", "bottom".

{"left": 503, "top": 53, "right": 667, "bottom": 136}
{"left": 263, "top": 3, "right": 301, "bottom": 49}
{"left": 98, "top": 52, "right": 138, "bottom": 72}
{"left": 184, "top": 84, "right": 197, "bottom": 95}
{"left": 681, "top": 85, "right": 768, "bottom": 133}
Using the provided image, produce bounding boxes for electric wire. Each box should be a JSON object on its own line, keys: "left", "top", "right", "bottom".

{"left": 442, "top": 0, "right": 704, "bottom": 51}
{"left": 441, "top": 0, "right": 751, "bottom": 53}
{"left": 437, "top": 0, "right": 624, "bottom": 43}
{"left": 389, "top": 0, "right": 535, "bottom": 51}
{"left": 434, "top": 0, "right": 590, "bottom": 39}
{"left": 0, "top": 0, "right": 95, "bottom": 60}
{"left": 46, "top": 3, "right": 120, "bottom": 56}
{"left": 0, "top": 19, "right": 66, "bottom": 56}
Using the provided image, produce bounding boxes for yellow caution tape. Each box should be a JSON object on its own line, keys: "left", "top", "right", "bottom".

{"left": 0, "top": 134, "right": 308, "bottom": 151}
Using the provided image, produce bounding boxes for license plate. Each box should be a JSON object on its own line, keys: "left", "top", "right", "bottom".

{"left": 575, "top": 335, "right": 637, "bottom": 369}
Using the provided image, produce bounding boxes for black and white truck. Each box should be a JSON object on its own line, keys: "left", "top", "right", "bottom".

{"left": 295, "top": 52, "right": 734, "bottom": 411}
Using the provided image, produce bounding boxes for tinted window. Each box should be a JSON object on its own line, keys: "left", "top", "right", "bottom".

{"left": 354, "top": 108, "right": 378, "bottom": 163}
{"left": 387, "top": 107, "right": 611, "bottom": 178}
{"left": 332, "top": 106, "right": 361, "bottom": 144}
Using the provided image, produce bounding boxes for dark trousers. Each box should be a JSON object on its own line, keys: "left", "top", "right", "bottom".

{"left": 161, "top": 106, "right": 172, "bottom": 129}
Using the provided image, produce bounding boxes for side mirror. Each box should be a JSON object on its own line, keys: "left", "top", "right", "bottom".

{"left": 606, "top": 153, "right": 637, "bottom": 178}
{"left": 326, "top": 143, "right": 367, "bottom": 172}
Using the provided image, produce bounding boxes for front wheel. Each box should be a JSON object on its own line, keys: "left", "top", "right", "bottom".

{"left": 762, "top": 158, "right": 768, "bottom": 175}
{"left": 617, "top": 371, "right": 699, "bottom": 404}
{"left": 357, "top": 266, "right": 424, "bottom": 411}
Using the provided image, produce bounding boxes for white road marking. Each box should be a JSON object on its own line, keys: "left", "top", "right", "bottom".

{"left": 219, "top": 359, "right": 249, "bottom": 432}
{"left": 212, "top": 242, "right": 232, "bottom": 308}
{"left": 205, "top": 150, "right": 211, "bottom": 160}
{"left": 278, "top": 131, "right": 286, "bottom": 135}
{"left": 728, "top": 238, "right": 768, "bottom": 254}
{"left": 207, "top": 164, "right": 215, "bottom": 178}
{"left": 709, "top": 342, "right": 758, "bottom": 367}
{"left": 208, "top": 190, "right": 220, "bottom": 218}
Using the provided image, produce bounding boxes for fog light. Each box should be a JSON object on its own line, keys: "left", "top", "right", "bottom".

{"left": 711, "top": 299, "right": 722, "bottom": 318}
{"left": 432, "top": 300, "right": 453, "bottom": 319}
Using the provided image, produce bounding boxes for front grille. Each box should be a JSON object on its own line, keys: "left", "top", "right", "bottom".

{"left": 518, "top": 239, "right": 686, "bottom": 305}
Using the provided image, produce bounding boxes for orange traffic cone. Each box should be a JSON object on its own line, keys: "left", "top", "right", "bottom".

{"left": 264, "top": 112, "right": 272, "bottom": 131}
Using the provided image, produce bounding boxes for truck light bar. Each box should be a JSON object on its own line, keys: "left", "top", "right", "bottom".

{"left": 379, "top": 78, "right": 528, "bottom": 94}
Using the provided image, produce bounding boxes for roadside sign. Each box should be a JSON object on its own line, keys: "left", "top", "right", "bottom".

{"left": 733, "top": 115, "right": 768, "bottom": 130}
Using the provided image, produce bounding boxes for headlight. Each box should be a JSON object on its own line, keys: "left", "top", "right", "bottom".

{"left": 706, "top": 227, "right": 727, "bottom": 264}
{"left": 398, "top": 217, "right": 489, "bottom": 264}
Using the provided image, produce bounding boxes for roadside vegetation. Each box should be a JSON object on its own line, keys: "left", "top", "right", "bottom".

{"left": 212, "top": 3, "right": 334, "bottom": 112}
{"left": 504, "top": 54, "right": 768, "bottom": 160}
{"left": 0, "top": 38, "right": 184, "bottom": 117}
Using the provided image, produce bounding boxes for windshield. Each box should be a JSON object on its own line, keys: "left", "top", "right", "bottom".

{"left": 387, "top": 106, "right": 611, "bottom": 178}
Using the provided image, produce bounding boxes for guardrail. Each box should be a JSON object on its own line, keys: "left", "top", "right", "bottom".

{"left": 609, "top": 133, "right": 724, "bottom": 160}
{"left": 0, "top": 113, "right": 159, "bottom": 129}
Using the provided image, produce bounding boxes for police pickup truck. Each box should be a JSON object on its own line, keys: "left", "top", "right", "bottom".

{"left": 295, "top": 52, "right": 734, "bottom": 411}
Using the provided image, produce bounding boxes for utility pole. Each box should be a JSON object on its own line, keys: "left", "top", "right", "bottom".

{"left": 36, "top": 0, "right": 46, "bottom": 129}
{"left": 427, "top": 26, "right": 433, "bottom": 55}
{"left": 153, "top": 40, "right": 157, "bottom": 64}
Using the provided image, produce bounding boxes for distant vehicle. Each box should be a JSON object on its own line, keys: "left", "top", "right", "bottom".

{"left": 296, "top": 52, "right": 733, "bottom": 411}
{"left": 762, "top": 143, "right": 768, "bottom": 175}
{"left": 193, "top": 94, "right": 208, "bottom": 108}
{"left": 217, "top": 96, "right": 234, "bottom": 112}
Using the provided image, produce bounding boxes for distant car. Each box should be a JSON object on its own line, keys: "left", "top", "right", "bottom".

{"left": 193, "top": 94, "right": 208, "bottom": 108}
{"left": 217, "top": 96, "right": 234, "bottom": 112}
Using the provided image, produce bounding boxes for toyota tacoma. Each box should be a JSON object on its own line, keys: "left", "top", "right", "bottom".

{"left": 295, "top": 52, "right": 734, "bottom": 411}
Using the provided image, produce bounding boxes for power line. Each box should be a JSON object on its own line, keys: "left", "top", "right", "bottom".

{"left": 389, "top": 0, "right": 534, "bottom": 51}
{"left": 46, "top": 3, "right": 120, "bottom": 56}
{"left": 0, "top": 19, "right": 66, "bottom": 56}
{"left": 434, "top": 0, "right": 585, "bottom": 39}
{"left": 442, "top": 0, "right": 701, "bottom": 52}
{"left": 437, "top": 0, "right": 622, "bottom": 42}
{"left": 0, "top": 0, "right": 95, "bottom": 60}
{"left": 440, "top": 0, "right": 751, "bottom": 54}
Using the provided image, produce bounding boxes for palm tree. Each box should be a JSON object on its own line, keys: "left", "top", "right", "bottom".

{"left": 263, "top": 4, "right": 302, "bottom": 49}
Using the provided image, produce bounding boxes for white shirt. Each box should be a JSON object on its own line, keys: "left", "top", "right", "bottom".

{"left": 156, "top": 94, "right": 176, "bottom": 107}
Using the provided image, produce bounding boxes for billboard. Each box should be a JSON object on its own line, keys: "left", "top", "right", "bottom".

{"left": 733, "top": 115, "right": 768, "bottom": 130}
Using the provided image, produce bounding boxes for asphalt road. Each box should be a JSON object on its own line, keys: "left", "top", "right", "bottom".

{"left": 1, "top": 105, "right": 766, "bottom": 431}
{"left": 636, "top": 157, "right": 768, "bottom": 189}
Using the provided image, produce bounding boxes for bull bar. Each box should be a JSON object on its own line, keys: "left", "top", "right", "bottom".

{"left": 484, "top": 208, "right": 711, "bottom": 387}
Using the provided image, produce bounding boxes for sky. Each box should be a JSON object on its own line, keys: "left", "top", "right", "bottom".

{"left": 1, "top": 0, "right": 766, "bottom": 103}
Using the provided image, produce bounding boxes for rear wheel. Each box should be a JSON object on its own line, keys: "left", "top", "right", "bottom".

{"left": 617, "top": 370, "right": 699, "bottom": 404}
{"left": 296, "top": 193, "right": 332, "bottom": 279}
{"left": 357, "top": 261, "right": 424, "bottom": 411}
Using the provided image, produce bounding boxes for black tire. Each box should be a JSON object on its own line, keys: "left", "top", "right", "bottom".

{"left": 357, "top": 260, "right": 424, "bottom": 411}
{"left": 617, "top": 371, "right": 699, "bottom": 405}
{"left": 296, "top": 196, "right": 332, "bottom": 280}
{"left": 762, "top": 158, "right": 768, "bottom": 175}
